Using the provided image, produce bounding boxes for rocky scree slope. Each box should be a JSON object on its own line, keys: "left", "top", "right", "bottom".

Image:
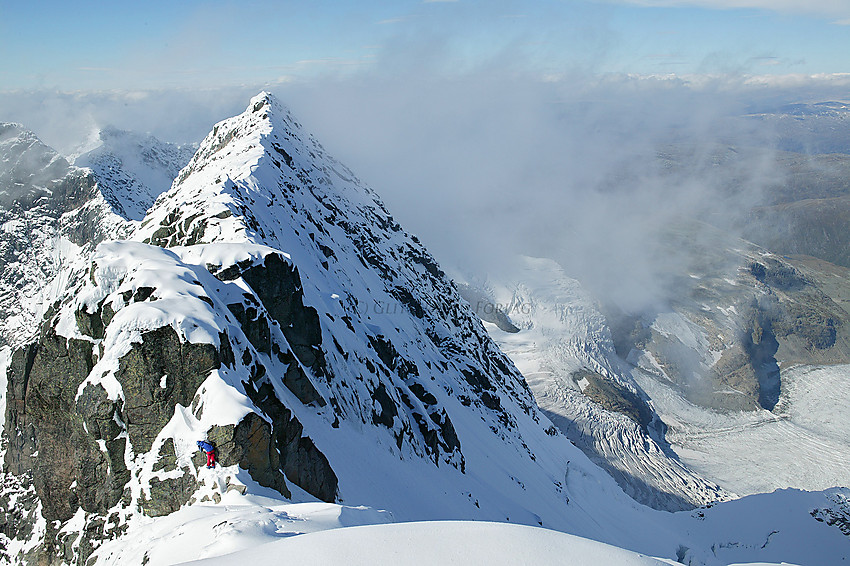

{"left": 610, "top": 222, "right": 850, "bottom": 413}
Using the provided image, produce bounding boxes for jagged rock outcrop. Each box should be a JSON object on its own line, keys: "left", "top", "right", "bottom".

{"left": 4, "top": 330, "right": 105, "bottom": 522}
{"left": 235, "top": 385, "right": 336, "bottom": 502}
{"left": 114, "top": 326, "right": 223, "bottom": 453}
{"left": 570, "top": 369, "right": 653, "bottom": 431}
{"left": 238, "top": 253, "right": 327, "bottom": 381}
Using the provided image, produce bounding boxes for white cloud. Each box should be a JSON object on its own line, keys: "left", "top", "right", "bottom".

{"left": 612, "top": 0, "right": 850, "bottom": 19}
{"left": 737, "top": 72, "right": 850, "bottom": 91}
{"left": 269, "top": 70, "right": 850, "bottom": 309}
{"left": 4, "top": 70, "right": 849, "bottom": 311}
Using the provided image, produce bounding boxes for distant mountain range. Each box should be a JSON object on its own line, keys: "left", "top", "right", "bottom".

{"left": 745, "top": 101, "right": 850, "bottom": 154}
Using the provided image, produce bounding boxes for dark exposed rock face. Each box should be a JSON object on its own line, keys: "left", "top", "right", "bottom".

{"left": 282, "top": 360, "right": 323, "bottom": 407}
{"left": 115, "top": 326, "right": 222, "bottom": 454}
{"left": 240, "top": 253, "right": 326, "bottom": 376}
{"left": 218, "top": 252, "right": 326, "bottom": 407}
{"left": 6, "top": 327, "right": 220, "bottom": 506}
{"left": 2, "top": 329, "right": 130, "bottom": 565}
{"left": 3, "top": 330, "right": 115, "bottom": 522}
{"left": 204, "top": 413, "right": 291, "bottom": 498}
{"left": 240, "top": 380, "right": 337, "bottom": 502}
{"left": 143, "top": 208, "right": 208, "bottom": 248}
{"left": 140, "top": 434, "right": 212, "bottom": 518}
{"left": 811, "top": 491, "right": 850, "bottom": 537}
{"left": 571, "top": 370, "right": 653, "bottom": 431}
{"left": 366, "top": 332, "right": 464, "bottom": 464}
{"left": 743, "top": 305, "right": 782, "bottom": 410}
{"left": 0, "top": 473, "right": 41, "bottom": 564}
{"left": 0, "top": 321, "right": 218, "bottom": 556}
{"left": 2, "top": 309, "right": 338, "bottom": 562}
{"left": 227, "top": 301, "right": 272, "bottom": 355}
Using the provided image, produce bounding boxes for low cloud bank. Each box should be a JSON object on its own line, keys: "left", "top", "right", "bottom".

{"left": 2, "top": 71, "right": 848, "bottom": 312}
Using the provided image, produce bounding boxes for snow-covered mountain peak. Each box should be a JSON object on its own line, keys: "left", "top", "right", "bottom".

{"left": 0, "top": 122, "right": 29, "bottom": 148}
{"left": 5, "top": 92, "right": 579, "bottom": 562}
{"left": 0, "top": 123, "right": 111, "bottom": 348}
{"left": 0, "top": 122, "right": 77, "bottom": 209}
{"left": 131, "top": 89, "right": 543, "bottom": 463}
{"left": 74, "top": 126, "right": 195, "bottom": 221}
{"left": 180, "top": 91, "right": 313, "bottom": 172}
{"left": 156, "top": 90, "right": 369, "bottom": 215}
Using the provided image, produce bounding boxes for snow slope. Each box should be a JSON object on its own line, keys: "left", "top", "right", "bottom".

{"left": 91, "top": 492, "right": 393, "bottom": 566}
{"left": 185, "top": 521, "right": 674, "bottom": 566}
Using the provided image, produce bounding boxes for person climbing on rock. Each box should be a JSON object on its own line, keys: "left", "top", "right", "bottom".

{"left": 197, "top": 439, "right": 216, "bottom": 469}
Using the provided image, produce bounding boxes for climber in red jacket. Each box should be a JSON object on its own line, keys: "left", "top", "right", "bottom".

{"left": 197, "top": 440, "right": 216, "bottom": 469}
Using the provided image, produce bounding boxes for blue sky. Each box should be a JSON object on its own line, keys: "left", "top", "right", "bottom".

{"left": 1, "top": 0, "right": 848, "bottom": 90}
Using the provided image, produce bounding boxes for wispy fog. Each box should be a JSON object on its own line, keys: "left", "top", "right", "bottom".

{"left": 278, "top": 71, "right": 849, "bottom": 310}
{"left": 0, "top": 88, "right": 260, "bottom": 156}
{"left": 2, "top": 70, "right": 849, "bottom": 312}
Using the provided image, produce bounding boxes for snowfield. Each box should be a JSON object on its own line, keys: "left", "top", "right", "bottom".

{"left": 90, "top": 494, "right": 392, "bottom": 566}
{"left": 183, "top": 520, "right": 675, "bottom": 566}
{"left": 94, "top": 499, "right": 845, "bottom": 566}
